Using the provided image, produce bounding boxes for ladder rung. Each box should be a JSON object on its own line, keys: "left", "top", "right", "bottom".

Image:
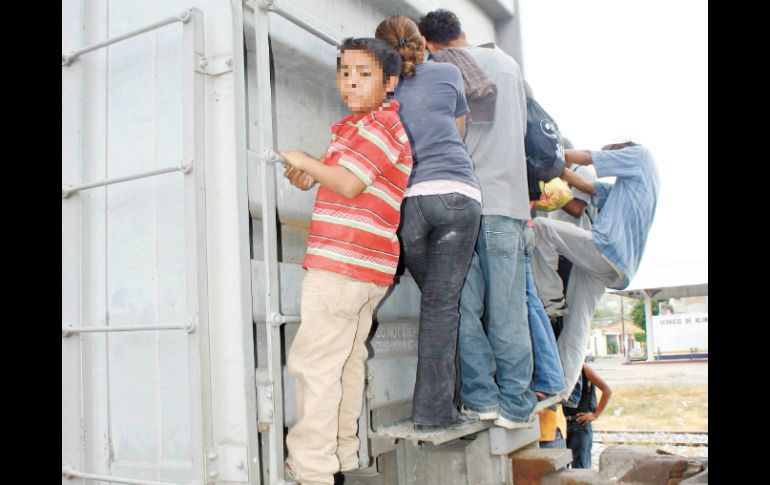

{"left": 370, "top": 419, "right": 492, "bottom": 445}
{"left": 259, "top": 0, "right": 342, "bottom": 47}
{"left": 62, "top": 318, "right": 195, "bottom": 337}
{"left": 62, "top": 10, "right": 193, "bottom": 66}
{"left": 62, "top": 464, "right": 190, "bottom": 485}
{"left": 62, "top": 161, "right": 193, "bottom": 198}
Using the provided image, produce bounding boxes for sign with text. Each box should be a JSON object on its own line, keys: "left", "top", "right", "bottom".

{"left": 651, "top": 312, "right": 708, "bottom": 355}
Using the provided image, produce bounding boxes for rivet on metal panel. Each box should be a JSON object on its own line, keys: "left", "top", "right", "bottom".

{"left": 179, "top": 160, "right": 194, "bottom": 174}
{"left": 62, "top": 52, "right": 74, "bottom": 67}
{"left": 208, "top": 470, "right": 219, "bottom": 478}
{"left": 178, "top": 9, "right": 192, "bottom": 23}
{"left": 365, "top": 391, "right": 374, "bottom": 401}
{"left": 186, "top": 314, "right": 198, "bottom": 333}
{"left": 262, "top": 150, "right": 286, "bottom": 165}
{"left": 198, "top": 57, "right": 209, "bottom": 70}
{"left": 270, "top": 312, "right": 281, "bottom": 327}
{"left": 208, "top": 452, "right": 219, "bottom": 460}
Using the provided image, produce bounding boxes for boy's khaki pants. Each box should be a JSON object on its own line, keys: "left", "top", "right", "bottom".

{"left": 286, "top": 269, "right": 388, "bottom": 485}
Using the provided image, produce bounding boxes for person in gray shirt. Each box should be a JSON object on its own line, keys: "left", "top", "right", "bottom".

{"left": 419, "top": 9, "right": 537, "bottom": 429}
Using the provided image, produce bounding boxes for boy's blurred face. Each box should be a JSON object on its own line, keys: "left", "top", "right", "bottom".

{"left": 336, "top": 49, "right": 390, "bottom": 115}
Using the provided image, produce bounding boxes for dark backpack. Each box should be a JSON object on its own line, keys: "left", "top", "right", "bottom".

{"left": 525, "top": 97, "right": 565, "bottom": 200}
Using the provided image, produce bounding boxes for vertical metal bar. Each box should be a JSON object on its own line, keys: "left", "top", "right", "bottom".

{"left": 182, "top": 9, "right": 210, "bottom": 483}
{"left": 62, "top": 1, "right": 85, "bottom": 481}
{"left": 357, "top": 372, "right": 372, "bottom": 469}
{"left": 620, "top": 295, "right": 627, "bottom": 357}
{"left": 231, "top": 1, "right": 263, "bottom": 483}
{"left": 643, "top": 290, "right": 655, "bottom": 361}
{"left": 501, "top": 454, "right": 512, "bottom": 484}
{"left": 252, "top": 6, "right": 286, "bottom": 483}
{"left": 78, "top": 1, "right": 111, "bottom": 478}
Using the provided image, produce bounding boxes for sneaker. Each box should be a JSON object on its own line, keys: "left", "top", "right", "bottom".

{"left": 281, "top": 462, "right": 327, "bottom": 485}
{"left": 283, "top": 461, "right": 299, "bottom": 484}
{"left": 461, "top": 405, "right": 499, "bottom": 421}
{"left": 493, "top": 414, "right": 536, "bottom": 429}
{"left": 544, "top": 298, "right": 569, "bottom": 317}
{"left": 413, "top": 413, "right": 479, "bottom": 431}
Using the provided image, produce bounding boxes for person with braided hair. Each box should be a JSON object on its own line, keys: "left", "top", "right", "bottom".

{"left": 376, "top": 15, "right": 482, "bottom": 430}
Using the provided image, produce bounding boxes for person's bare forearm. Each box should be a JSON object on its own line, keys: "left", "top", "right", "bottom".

{"left": 584, "top": 365, "right": 612, "bottom": 418}
{"left": 562, "top": 168, "right": 597, "bottom": 196}
{"left": 304, "top": 162, "right": 364, "bottom": 198}
{"left": 455, "top": 115, "right": 467, "bottom": 139}
{"left": 279, "top": 150, "right": 366, "bottom": 198}
{"left": 594, "top": 389, "right": 612, "bottom": 418}
{"left": 560, "top": 198, "right": 587, "bottom": 218}
{"left": 565, "top": 149, "right": 593, "bottom": 166}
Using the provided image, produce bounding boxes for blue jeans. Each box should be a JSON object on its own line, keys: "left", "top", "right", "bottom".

{"left": 567, "top": 420, "right": 593, "bottom": 468}
{"left": 564, "top": 373, "right": 583, "bottom": 408}
{"left": 458, "top": 216, "right": 537, "bottom": 422}
{"left": 524, "top": 228, "right": 567, "bottom": 395}
{"left": 539, "top": 428, "right": 566, "bottom": 449}
{"left": 399, "top": 194, "right": 482, "bottom": 425}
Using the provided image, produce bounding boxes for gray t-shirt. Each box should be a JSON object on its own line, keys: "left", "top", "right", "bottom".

{"left": 459, "top": 46, "right": 530, "bottom": 220}
{"left": 394, "top": 61, "right": 479, "bottom": 189}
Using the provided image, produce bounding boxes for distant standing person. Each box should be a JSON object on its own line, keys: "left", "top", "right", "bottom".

{"left": 564, "top": 363, "right": 612, "bottom": 468}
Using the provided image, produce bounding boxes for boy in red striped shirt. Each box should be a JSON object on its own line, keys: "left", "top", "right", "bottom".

{"left": 279, "top": 37, "right": 412, "bottom": 485}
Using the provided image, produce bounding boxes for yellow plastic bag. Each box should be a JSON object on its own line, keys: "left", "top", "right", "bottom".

{"left": 532, "top": 177, "right": 574, "bottom": 212}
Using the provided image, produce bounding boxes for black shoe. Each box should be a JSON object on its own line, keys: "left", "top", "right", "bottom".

{"left": 413, "top": 413, "right": 479, "bottom": 431}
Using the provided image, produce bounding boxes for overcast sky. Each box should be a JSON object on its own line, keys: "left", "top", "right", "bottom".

{"left": 518, "top": 0, "right": 708, "bottom": 283}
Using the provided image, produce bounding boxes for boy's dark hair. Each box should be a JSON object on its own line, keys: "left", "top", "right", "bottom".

{"left": 339, "top": 37, "right": 402, "bottom": 82}
{"left": 418, "top": 9, "right": 462, "bottom": 44}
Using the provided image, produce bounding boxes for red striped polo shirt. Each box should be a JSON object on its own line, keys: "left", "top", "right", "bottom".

{"left": 303, "top": 100, "right": 412, "bottom": 286}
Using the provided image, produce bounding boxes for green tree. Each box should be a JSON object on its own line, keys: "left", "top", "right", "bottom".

{"left": 634, "top": 332, "right": 646, "bottom": 345}
{"left": 592, "top": 306, "right": 617, "bottom": 320}
{"left": 631, "top": 299, "right": 659, "bottom": 333}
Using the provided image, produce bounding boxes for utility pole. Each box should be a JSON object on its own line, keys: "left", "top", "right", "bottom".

{"left": 620, "top": 294, "right": 627, "bottom": 357}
